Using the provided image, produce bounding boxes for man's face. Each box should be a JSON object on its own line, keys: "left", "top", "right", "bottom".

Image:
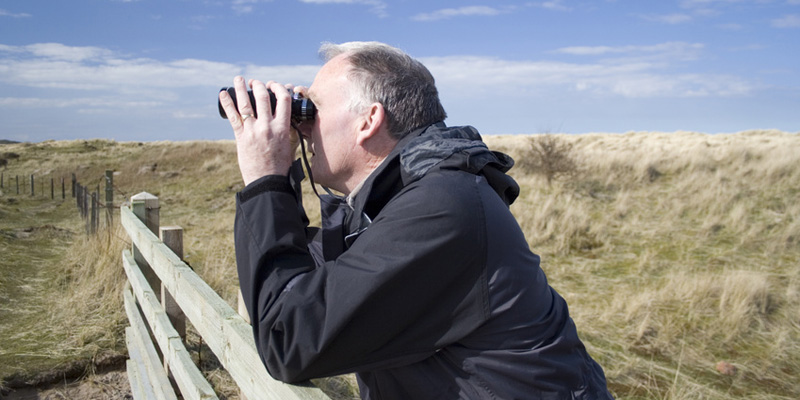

{"left": 301, "top": 54, "right": 361, "bottom": 193}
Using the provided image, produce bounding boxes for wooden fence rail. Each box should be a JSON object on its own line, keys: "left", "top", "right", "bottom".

{"left": 121, "top": 192, "right": 331, "bottom": 400}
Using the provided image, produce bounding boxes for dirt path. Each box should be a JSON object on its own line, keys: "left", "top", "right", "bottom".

{"left": 0, "top": 370, "right": 131, "bottom": 400}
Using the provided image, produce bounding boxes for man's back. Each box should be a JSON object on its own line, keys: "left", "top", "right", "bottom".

{"left": 350, "top": 133, "right": 611, "bottom": 398}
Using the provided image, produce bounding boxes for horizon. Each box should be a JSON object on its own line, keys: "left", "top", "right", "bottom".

{"left": 1, "top": 0, "right": 799, "bottom": 142}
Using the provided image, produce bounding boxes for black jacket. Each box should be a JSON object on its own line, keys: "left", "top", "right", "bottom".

{"left": 235, "top": 123, "right": 613, "bottom": 399}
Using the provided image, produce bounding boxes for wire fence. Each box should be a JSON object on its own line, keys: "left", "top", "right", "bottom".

{"left": 1, "top": 170, "right": 121, "bottom": 235}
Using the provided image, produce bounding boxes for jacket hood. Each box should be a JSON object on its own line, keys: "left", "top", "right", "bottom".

{"left": 398, "top": 123, "right": 520, "bottom": 205}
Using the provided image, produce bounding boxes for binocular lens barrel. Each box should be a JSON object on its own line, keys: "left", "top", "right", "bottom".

{"left": 218, "top": 87, "right": 316, "bottom": 121}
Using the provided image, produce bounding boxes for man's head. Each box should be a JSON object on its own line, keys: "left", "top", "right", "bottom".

{"left": 318, "top": 41, "right": 447, "bottom": 140}
{"left": 301, "top": 42, "right": 446, "bottom": 194}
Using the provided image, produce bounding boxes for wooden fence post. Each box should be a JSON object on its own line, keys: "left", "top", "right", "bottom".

{"left": 51, "top": 178, "right": 54, "bottom": 200}
{"left": 16, "top": 175, "right": 19, "bottom": 195}
{"left": 130, "top": 192, "right": 165, "bottom": 373}
{"left": 159, "top": 226, "right": 186, "bottom": 341}
{"left": 91, "top": 192, "right": 98, "bottom": 235}
{"left": 159, "top": 226, "right": 187, "bottom": 394}
{"left": 76, "top": 185, "right": 82, "bottom": 215}
{"left": 71, "top": 173, "right": 76, "bottom": 198}
{"left": 62, "top": 177, "right": 65, "bottom": 200}
{"left": 131, "top": 192, "right": 162, "bottom": 302}
{"left": 83, "top": 186, "right": 87, "bottom": 216}
{"left": 85, "top": 188, "right": 91, "bottom": 234}
{"left": 105, "top": 170, "right": 114, "bottom": 225}
{"left": 30, "top": 174, "right": 34, "bottom": 196}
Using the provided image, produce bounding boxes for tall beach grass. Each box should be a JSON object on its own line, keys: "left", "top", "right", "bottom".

{"left": 1, "top": 130, "right": 798, "bottom": 399}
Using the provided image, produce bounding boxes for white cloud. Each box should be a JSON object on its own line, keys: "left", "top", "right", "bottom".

{"left": 640, "top": 13, "right": 693, "bottom": 24}
{"left": 230, "top": 0, "right": 274, "bottom": 14}
{"left": 421, "top": 47, "right": 753, "bottom": 99}
{"left": 772, "top": 14, "right": 800, "bottom": 27}
{"left": 299, "top": 0, "right": 388, "bottom": 17}
{"left": 717, "top": 22, "right": 744, "bottom": 30}
{"left": 22, "top": 43, "right": 115, "bottom": 62}
{"left": 412, "top": 6, "right": 506, "bottom": 22}
{"left": 679, "top": 0, "right": 784, "bottom": 9}
{"left": 0, "top": 9, "right": 31, "bottom": 18}
{"left": 0, "top": 43, "right": 323, "bottom": 124}
{"left": 555, "top": 42, "right": 705, "bottom": 61}
{"left": 680, "top": 0, "right": 745, "bottom": 7}
{"left": 0, "top": 43, "right": 314, "bottom": 106}
{"left": 532, "top": 0, "right": 573, "bottom": 11}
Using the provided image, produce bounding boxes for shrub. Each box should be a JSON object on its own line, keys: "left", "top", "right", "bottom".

{"left": 518, "top": 134, "right": 579, "bottom": 184}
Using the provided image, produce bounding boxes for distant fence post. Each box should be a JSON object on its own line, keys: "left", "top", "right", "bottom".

{"left": 84, "top": 186, "right": 90, "bottom": 229}
{"left": 81, "top": 186, "right": 87, "bottom": 217}
{"left": 62, "top": 177, "right": 65, "bottom": 200}
{"left": 76, "top": 185, "right": 82, "bottom": 215}
{"left": 71, "top": 173, "right": 76, "bottom": 198}
{"left": 90, "top": 192, "right": 98, "bottom": 235}
{"left": 30, "top": 174, "right": 34, "bottom": 196}
{"left": 85, "top": 188, "right": 90, "bottom": 234}
{"left": 16, "top": 175, "right": 19, "bottom": 195}
{"left": 105, "top": 170, "right": 114, "bottom": 225}
{"left": 51, "top": 178, "right": 54, "bottom": 200}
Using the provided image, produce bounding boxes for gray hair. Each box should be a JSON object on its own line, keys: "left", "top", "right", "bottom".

{"left": 319, "top": 41, "right": 447, "bottom": 139}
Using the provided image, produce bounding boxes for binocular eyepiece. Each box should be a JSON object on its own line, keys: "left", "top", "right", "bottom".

{"left": 218, "top": 87, "right": 316, "bottom": 122}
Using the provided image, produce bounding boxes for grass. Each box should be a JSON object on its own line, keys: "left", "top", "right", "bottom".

{"left": 1, "top": 130, "right": 799, "bottom": 399}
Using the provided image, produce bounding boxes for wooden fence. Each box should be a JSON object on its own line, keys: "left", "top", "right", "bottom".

{"left": 0, "top": 170, "right": 114, "bottom": 235}
{"left": 121, "top": 192, "right": 331, "bottom": 400}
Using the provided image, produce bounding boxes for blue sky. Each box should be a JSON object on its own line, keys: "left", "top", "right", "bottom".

{"left": 1, "top": 0, "right": 798, "bottom": 142}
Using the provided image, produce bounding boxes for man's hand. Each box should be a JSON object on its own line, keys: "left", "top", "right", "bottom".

{"left": 219, "top": 76, "right": 295, "bottom": 186}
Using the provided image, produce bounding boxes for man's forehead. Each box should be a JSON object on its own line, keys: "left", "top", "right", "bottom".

{"left": 309, "top": 56, "right": 352, "bottom": 97}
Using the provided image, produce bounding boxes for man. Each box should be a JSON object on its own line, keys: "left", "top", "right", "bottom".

{"left": 220, "top": 41, "right": 613, "bottom": 399}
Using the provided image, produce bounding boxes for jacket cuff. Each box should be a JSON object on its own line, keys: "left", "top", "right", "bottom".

{"left": 238, "top": 174, "right": 294, "bottom": 203}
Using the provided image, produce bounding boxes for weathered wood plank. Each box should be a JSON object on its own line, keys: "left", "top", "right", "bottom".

{"left": 123, "top": 251, "right": 218, "bottom": 400}
{"left": 126, "top": 340, "right": 151, "bottom": 400}
{"left": 126, "top": 358, "right": 146, "bottom": 400}
{"left": 121, "top": 205, "right": 330, "bottom": 400}
{"left": 123, "top": 288, "right": 179, "bottom": 400}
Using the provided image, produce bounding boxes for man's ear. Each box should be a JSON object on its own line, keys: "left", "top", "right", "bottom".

{"left": 356, "top": 103, "right": 386, "bottom": 146}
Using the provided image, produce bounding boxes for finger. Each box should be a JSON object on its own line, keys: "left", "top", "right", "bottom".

{"left": 250, "top": 80, "right": 270, "bottom": 121}
{"left": 293, "top": 85, "right": 308, "bottom": 96}
{"left": 267, "top": 81, "right": 291, "bottom": 124}
{"left": 219, "top": 90, "right": 243, "bottom": 128}
{"left": 234, "top": 76, "right": 254, "bottom": 116}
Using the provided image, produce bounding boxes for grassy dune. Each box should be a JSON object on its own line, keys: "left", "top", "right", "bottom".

{"left": 0, "top": 130, "right": 798, "bottom": 399}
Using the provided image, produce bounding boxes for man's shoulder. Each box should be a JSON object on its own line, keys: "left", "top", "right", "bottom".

{"left": 390, "top": 169, "right": 486, "bottom": 219}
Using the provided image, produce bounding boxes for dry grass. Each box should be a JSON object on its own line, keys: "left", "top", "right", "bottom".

{"left": 1, "top": 129, "right": 798, "bottom": 399}
{"left": 493, "top": 130, "right": 800, "bottom": 399}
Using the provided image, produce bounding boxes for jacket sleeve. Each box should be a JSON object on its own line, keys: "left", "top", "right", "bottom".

{"left": 235, "top": 171, "right": 490, "bottom": 383}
